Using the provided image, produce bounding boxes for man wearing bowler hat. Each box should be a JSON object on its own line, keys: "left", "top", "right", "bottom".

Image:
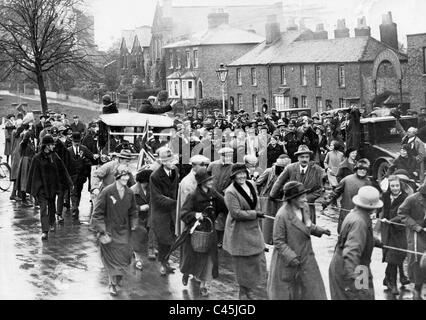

{"left": 329, "top": 186, "right": 384, "bottom": 300}
{"left": 270, "top": 145, "right": 324, "bottom": 224}
{"left": 67, "top": 132, "right": 97, "bottom": 220}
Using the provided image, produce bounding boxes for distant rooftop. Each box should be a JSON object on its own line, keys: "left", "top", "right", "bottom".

{"left": 163, "top": 24, "right": 264, "bottom": 48}
{"left": 229, "top": 35, "right": 407, "bottom": 66}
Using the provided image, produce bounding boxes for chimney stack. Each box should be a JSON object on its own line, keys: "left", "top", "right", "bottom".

{"left": 334, "top": 19, "right": 350, "bottom": 38}
{"left": 266, "top": 15, "right": 281, "bottom": 45}
{"left": 299, "top": 19, "right": 307, "bottom": 31}
{"left": 207, "top": 8, "right": 229, "bottom": 29}
{"left": 380, "top": 11, "right": 398, "bottom": 50}
{"left": 287, "top": 17, "right": 298, "bottom": 31}
{"left": 313, "top": 23, "right": 328, "bottom": 40}
{"left": 355, "top": 17, "right": 371, "bottom": 37}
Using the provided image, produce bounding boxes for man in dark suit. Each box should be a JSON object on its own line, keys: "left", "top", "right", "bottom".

{"left": 150, "top": 147, "right": 179, "bottom": 276}
{"left": 270, "top": 145, "right": 325, "bottom": 224}
{"left": 70, "top": 115, "right": 86, "bottom": 136}
{"left": 67, "top": 132, "right": 97, "bottom": 219}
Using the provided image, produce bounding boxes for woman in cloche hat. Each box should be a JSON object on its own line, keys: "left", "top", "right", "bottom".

{"left": 329, "top": 186, "right": 384, "bottom": 300}
{"left": 179, "top": 168, "right": 226, "bottom": 297}
{"left": 267, "top": 181, "right": 330, "bottom": 300}
{"left": 223, "top": 163, "right": 266, "bottom": 300}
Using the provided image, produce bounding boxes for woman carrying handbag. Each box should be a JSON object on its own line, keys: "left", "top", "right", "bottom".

{"left": 180, "top": 168, "right": 226, "bottom": 297}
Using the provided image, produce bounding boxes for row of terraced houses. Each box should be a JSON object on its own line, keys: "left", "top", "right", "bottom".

{"left": 114, "top": 0, "right": 426, "bottom": 114}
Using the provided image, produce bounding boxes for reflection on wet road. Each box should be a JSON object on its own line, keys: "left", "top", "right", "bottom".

{"left": 0, "top": 183, "right": 423, "bottom": 300}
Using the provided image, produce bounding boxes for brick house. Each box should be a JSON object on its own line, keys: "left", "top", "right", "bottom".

{"left": 119, "top": 26, "right": 152, "bottom": 85}
{"left": 163, "top": 10, "right": 264, "bottom": 108}
{"left": 149, "top": 0, "right": 284, "bottom": 89}
{"left": 227, "top": 14, "right": 408, "bottom": 115}
{"left": 407, "top": 33, "right": 426, "bottom": 111}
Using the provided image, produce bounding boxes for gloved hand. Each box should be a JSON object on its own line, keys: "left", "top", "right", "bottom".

{"left": 195, "top": 212, "right": 204, "bottom": 221}
{"left": 322, "top": 228, "right": 331, "bottom": 236}
{"left": 375, "top": 240, "right": 384, "bottom": 248}
{"left": 321, "top": 201, "right": 329, "bottom": 211}
{"left": 289, "top": 257, "right": 301, "bottom": 267}
{"left": 256, "top": 212, "right": 265, "bottom": 219}
{"left": 414, "top": 225, "right": 424, "bottom": 233}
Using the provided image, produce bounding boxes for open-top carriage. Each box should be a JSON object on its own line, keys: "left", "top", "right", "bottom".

{"left": 98, "top": 112, "right": 174, "bottom": 171}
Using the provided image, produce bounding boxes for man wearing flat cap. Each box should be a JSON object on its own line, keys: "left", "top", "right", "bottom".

{"left": 270, "top": 145, "right": 324, "bottom": 224}
{"left": 207, "top": 147, "right": 234, "bottom": 247}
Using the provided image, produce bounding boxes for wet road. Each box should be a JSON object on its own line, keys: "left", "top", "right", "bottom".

{"left": 0, "top": 127, "right": 424, "bottom": 300}
{"left": 0, "top": 186, "right": 423, "bottom": 300}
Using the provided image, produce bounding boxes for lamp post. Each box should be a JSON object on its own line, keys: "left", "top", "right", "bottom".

{"left": 216, "top": 63, "right": 228, "bottom": 116}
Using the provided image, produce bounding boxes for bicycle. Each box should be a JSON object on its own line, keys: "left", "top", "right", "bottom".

{"left": 0, "top": 156, "right": 11, "bottom": 192}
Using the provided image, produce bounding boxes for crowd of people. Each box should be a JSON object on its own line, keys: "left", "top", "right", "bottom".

{"left": 2, "top": 95, "right": 426, "bottom": 300}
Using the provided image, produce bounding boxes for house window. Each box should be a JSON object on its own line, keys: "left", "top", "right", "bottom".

{"left": 339, "top": 98, "right": 345, "bottom": 108}
{"left": 315, "top": 65, "right": 322, "bottom": 87}
{"left": 167, "top": 80, "right": 181, "bottom": 98}
{"left": 316, "top": 97, "right": 323, "bottom": 113}
{"left": 301, "top": 96, "right": 307, "bottom": 108}
{"left": 274, "top": 95, "right": 290, "bottom": 111}
{"left": 300, "top": 65, "right": 307, "bottom": 86}
{"left": 169, "top": 52, "right": 173, "bottom": 68}
{"left": 237, "top": 68, "right": 242, "bottom": 86}
{"left": 237, "top": 94, "right": 243, "bottom": 109}
{"left": 193, "top": 50, "right": 199, "bottom": 68}
{"left": 281, "top": 66, "right": 287, "bottom": 85}
{"left": 251, "top": 68, "right": 257, "bottom": 86}
{"left": 326, "top": 99, "right": 333, "bottom": 110}
{"left": 182, "top": 80, "right": 195, "bottom": 99}
{"left": 252, "top": 94, "right": 258, "bottom": 112}
{"left": 177, "top": 52, "right": 181, "bottom": 69}
{"left": 338, "top": 65, "right": 346, "bottom": 87}
{"left": 186, "top": 51, "right": 191, "bottom": 68}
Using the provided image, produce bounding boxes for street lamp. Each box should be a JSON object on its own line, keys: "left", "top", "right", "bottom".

{"left": 216, "top": 63, "right": 228, "bottom": 116}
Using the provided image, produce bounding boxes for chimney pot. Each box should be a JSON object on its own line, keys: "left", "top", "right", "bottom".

{"left": 355, "top": 16, "right": 371, "bottom": 37}
{"left": 334, "top": 19, "right": 350, "bottom": 38}
{"left": 266, "top": 14, "right": 281, "bottom": 45}
{"left": 287, "top": 17, "right": 298, "bottom": 31}
{"left": 380, "top": 11, "right": 398, "bottom": 49}
{"left": 314, "top": 23, "right": 328, "bottom": 40}
{"left": 208, "top": 9, "right": 229, "bottom": 29}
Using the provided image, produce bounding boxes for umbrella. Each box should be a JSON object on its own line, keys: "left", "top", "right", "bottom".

{"left": 165, "top": 206, "right": 214, "bottom": 261}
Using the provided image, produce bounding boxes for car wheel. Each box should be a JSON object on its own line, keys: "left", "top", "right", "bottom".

{"left": 376, "top": 161, "right": 390, "bottom": 181}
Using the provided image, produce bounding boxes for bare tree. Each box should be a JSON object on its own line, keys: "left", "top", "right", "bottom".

{"left": 0, "top": 0, "right": 98, "bottom": 113}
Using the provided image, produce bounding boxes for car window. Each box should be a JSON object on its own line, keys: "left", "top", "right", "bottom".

{"left": 374, "top": 118, "right": 417, "bottom": 144}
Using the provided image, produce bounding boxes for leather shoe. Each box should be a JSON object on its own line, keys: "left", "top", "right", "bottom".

{"left": 245, "top": 288, "right": 254, "bottom": 300}
{"left": 400, "top": 275, "right": 410, "bottom": 286}
{"left": 182, "top": 274, "right": 189, "bottom": 286}
{"left": 109, "top": 284, "right": 117, "bottom": 296}
{"left": 165, "top": 263, "right": 175, "bottom": 273}
{"left": 41, "top": 232, "right": 48, "bottom": 241}
{"left": 57, "top": 215, "right": 64, "bottom": 223}
{"left": 200, "top": 287, "right": 209, "bottom": 297}
{"left": 50, "top": 225, "right": 56, "bottom": 232}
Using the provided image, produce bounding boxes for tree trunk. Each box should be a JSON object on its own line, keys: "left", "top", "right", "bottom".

{"left": 36, "top": 71, "right": 48, "bottom": 114}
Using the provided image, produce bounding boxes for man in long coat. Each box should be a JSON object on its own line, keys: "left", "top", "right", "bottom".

{"left": 398, "top": 182, "right": 426, "bottom": 300}
{"left": 175, "top": 155, "right": 210, "bottom": 237}
{"left": 270, "top": 145, "right": 324, "bottom": 224}
{"left": 150, "top": 147, "right": 179, "bottom": 276}
{"left": 329, "top": 186, "right": 383, "bottom": 300}
{"left": 26, "top": 135, "right": 73, "bottom": 240}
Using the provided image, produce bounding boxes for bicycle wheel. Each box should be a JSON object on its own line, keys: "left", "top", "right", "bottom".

{"left": 0, "top": 162, "right": 11, "bottom": 192}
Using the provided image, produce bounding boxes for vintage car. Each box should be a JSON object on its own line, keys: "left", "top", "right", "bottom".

{"left": 98, "top": 112, "right": 174, "bottom": 171}
{"left": 359, "top": 115, "right": 419, "bottom": 181}
{"left": 277, "top": 108, "right": 312, "bottom": 119}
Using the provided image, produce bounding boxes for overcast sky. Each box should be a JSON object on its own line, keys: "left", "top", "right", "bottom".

{"left": 90, "top": 0, "right": 426, "bottom": 51}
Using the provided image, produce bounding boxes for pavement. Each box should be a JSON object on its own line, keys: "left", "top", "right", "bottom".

{"left": 0, "top": 126, "right": 424, "bottom": 300}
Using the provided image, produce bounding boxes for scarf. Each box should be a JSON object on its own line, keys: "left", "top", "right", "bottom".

{"left": 233, "top": 181, "right": 257, "bottom": 210}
